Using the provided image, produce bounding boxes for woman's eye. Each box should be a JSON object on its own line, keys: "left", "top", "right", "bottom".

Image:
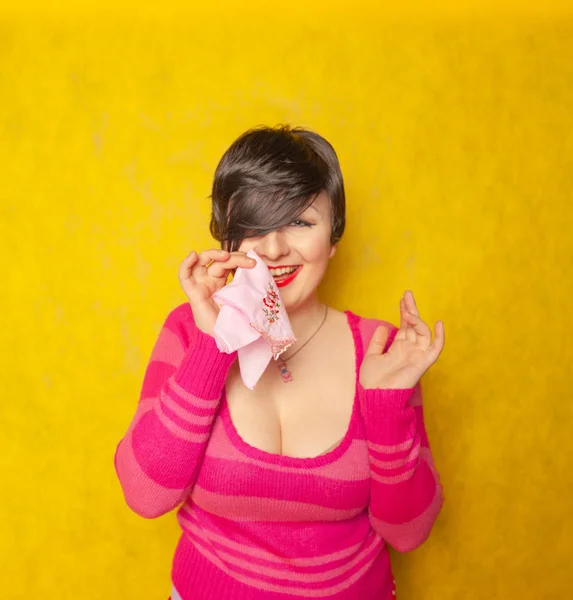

{"left": 290, "top": 220, "right": 311, "bottom": 227}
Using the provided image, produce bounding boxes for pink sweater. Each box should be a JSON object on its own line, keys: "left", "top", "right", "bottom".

{"left": 114, "top": 303, "right": 443, "bottom": 599}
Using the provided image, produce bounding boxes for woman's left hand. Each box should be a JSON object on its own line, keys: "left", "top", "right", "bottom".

{"left": 359, "top": 290, "right": 445, "bottom": 390}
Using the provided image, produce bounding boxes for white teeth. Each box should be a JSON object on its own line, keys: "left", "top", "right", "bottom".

{"left": 269, "top": 266, "right": 298, "bottom": 277}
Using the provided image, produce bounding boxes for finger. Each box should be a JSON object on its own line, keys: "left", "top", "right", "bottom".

{"left": 400, "top": 302, "right": 416, "bottom": 330}
{"left": 402, "top": 310, "right": 432, "bottom": 340}
{"left": 197, "top": 249, "right": 229, "bottom": 267}
{"left": 400, "top": 297, "right": 408, "bottom": 330}
{"left": 178, "top": 251, "right": 199, "bottom": 284}
{"left": 428, "top": 320, "right": 445, "bottom": 361}
{"left": 365, "top": 325, "right": 390, "bottom": 357}
{"left": 404, "top": 290, "right": 420, "bottom": 317}
{"left": 207, "top": 254, "right": 257, "bottom": 278}
{"left": 405, "top": 326, "right": 417, "bottom": 343}
{"left": 193, "top": 249, "right": 231, "bottom": 280}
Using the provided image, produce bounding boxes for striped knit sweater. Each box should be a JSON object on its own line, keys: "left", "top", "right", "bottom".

{"left": 114, "top": 303, "right": 443, "bottom": 599}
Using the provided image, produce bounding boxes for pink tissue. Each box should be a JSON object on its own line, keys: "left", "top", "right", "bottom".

{"left": 212, "top": 250, "right": 296, "bottom": 390}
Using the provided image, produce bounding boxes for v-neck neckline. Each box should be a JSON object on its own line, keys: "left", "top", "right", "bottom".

{"left": 219, "top": 310, "right": 364, "bottom": 468}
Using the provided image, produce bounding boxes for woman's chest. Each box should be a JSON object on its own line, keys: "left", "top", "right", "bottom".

{"left": 224, "top": 330, "right": 356, "bottom": 458}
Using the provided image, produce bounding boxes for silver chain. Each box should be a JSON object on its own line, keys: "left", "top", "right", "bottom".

{"left": 280, "top": 305, "right": 329, "bottom": 362}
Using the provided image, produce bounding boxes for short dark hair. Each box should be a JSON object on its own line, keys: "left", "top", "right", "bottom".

{"left": 209, "top": 125, "right": 346, "bottom": 252}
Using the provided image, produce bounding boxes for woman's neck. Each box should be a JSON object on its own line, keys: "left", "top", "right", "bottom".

{"left": 286, "top": 297, "right": 327, "bottom": 342}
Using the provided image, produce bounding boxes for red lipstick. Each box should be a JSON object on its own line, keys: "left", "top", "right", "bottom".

{"left": 273, "top": 266, "right": 302, "bottom": 288}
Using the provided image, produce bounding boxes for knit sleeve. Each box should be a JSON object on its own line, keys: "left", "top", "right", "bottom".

{"left": 359, "top": 326, "right": 444, "bottom": 552}
{"left": 114, "top": 304, "right": 236, "bottom": 518}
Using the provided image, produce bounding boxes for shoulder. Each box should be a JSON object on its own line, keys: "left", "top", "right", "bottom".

{"left": 346, "top": 310, "right": 399, "bottom": 354}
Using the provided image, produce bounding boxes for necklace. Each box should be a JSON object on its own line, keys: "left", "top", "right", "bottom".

{"left": 277, "top": 305, "right": 329, "bottom": 383}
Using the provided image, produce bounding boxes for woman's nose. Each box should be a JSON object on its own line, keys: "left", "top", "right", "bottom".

{"left": 255, "top": 230, "right": 289, "bottom": 261}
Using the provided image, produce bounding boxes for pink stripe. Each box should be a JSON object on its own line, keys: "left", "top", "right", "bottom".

{"left": 164, "top": 385, "right": 218, "bottom": 418}
{"left": 140, "top": 361, "right": 177, "bottom": 400}
{"left": 369, "top": 479, "right": 444, "bottom": 552}
{"left": 197, "top": 455, "right": 369, "bottom": 509}
{"left": 367, "top": 438, "right": 414, "bottom": 454}
{"left": 369, "top": 439, "right": 420, "bottom": 469}
{"left": 169, "top": 378, "right": 221, "bottom": 408}
{"left": 131, "top": 409, "right": 208, "bottom": 489}
{"left": 153, "top": 403, "right": 211, "bottom": 443}
{"left": 369, "top": 450, "right": 439, "bottom": 525}
{"left": 178, "top": 505, "right": 374, "bottom": 567}
{"left": 160, "top": 391, "right": 215, "bottom": 426}
{"left": 149, "top": 328, "right": 185, "bottom": 365}
{"left": 370, "top": 457, "right": 419, "bottom": 479}
{"left": 368, "top": 444, "right": 414, "bottom": 461}
{"left": 420, "top": 446, "right": 438, "bottom": 471}
{"left": 188, "top": 535, "right": 380, "bottom": 597}
{"left": 179, "top": 512, "right": 381, "bottom": 582}
{"left": 180, "top": 503, "right": 374, "bottom": 562}
{"left": 206, "top": 424, "right": 371, "bottom": 481}
{"left": 190, "top": 486, "right": 364, "bottom": 522}
{"left": 114, "top": 433, "right": 185, "bottom": 517}
{"left": 158, "top": 399, "right": 211, "bottom": 433}
{"left": 371, "top": 466, "right": 417, "bottom": 484}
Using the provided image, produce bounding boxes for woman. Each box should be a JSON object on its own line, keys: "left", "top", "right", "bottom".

{"left": 114, "top": 125, "right": 445, "bottom": 600}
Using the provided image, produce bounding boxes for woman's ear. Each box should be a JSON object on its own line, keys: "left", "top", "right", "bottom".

{"left": 329, "top": 243, "right": 337, "bottom": 259}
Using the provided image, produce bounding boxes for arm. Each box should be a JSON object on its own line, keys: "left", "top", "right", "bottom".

{"left": 114, "top": 306, "right": 235, "bottom": 518}
{"left": 360, "top": 378, "right": 444, "bottom": 552}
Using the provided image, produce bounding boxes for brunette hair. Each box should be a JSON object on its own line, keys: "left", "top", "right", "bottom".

{"left": 209, "top": 125, "right": 346, "bottom": 252}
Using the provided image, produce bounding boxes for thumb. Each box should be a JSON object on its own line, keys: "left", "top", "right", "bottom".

{"left": 365, "top": 325, "right": 389, "bottom": 357}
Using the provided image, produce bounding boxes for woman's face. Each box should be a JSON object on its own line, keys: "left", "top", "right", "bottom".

{"left": 238, "top": 191, "right": 336, "bottom": 312}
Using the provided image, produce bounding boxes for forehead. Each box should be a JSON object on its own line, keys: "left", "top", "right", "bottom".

{"left": 302, "top": 191, "right": 330, "bottom": 216}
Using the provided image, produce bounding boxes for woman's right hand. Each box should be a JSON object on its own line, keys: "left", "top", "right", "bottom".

{"left": 178, "top": 249, "right": 256, "bottom": 335}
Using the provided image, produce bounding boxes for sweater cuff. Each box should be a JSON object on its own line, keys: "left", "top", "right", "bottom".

{"left": 359, "top": 386, "right": 415, "bottom": 411}
{"left": 359, "top": 387, "right": 417, "bottom": 445}
{"left": 173, "top": 328, "right": 237, "bottom": 400}
{"left": 360, "top": 388, "right": 416, "bottom": 446}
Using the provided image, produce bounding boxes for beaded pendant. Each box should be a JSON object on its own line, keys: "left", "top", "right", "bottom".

{"left": 277, "top": 358, "right": 293, "bottom": 383}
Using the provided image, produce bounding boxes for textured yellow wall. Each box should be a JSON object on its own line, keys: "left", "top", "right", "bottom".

{"left": 2, "top": 3, "right": 572, "bottom": 599}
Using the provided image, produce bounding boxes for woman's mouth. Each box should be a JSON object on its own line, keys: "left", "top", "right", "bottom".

{"left": 269, "top": 265, "right": 302, "bottom": 288}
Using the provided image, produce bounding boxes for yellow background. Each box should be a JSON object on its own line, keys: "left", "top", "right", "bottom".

{"left": 2, "top": 2, "right": 572, "bottom": 598}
